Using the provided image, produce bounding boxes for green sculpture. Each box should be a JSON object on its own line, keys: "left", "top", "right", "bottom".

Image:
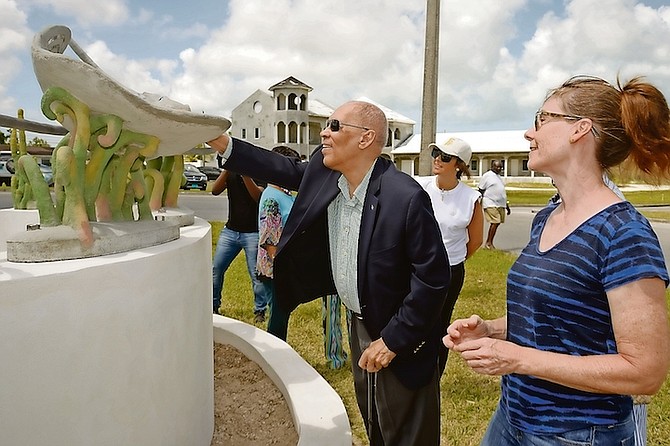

{"left": 11, "top": 87, "right": 186, "bottom": 247}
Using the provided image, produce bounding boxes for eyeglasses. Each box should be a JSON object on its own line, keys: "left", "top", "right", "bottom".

{"left": 534, "top": 110, "right": 601, "bottom": 138}
{"left": 431, "top": 147, "right": 453, "bottom": 163}
{"left": 324, "top": 119, "right": 370, "bottom": 132}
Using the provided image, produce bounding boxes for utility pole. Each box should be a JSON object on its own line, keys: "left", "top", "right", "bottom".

{"left": 419, "top": 0, "right": 440, "bottom": 175}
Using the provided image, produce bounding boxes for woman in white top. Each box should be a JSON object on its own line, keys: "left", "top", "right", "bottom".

{"left": 415, "top": 137, "right": 483, "bottom": 375}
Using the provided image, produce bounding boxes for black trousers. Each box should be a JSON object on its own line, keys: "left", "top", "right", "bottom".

{"left": 348, "top": 313, "right": 441, "bottom": 446}
{"left": 439, "top": 261, "right": 465, "bottom": 375}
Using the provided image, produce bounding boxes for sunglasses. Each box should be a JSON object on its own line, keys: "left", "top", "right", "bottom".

{"left": 431, "top": 147, "right": 453, "bottom": 163}
{"left": 534, "top": 110, "right": 601, "bottom": 138}
{"left": 324, "top": 119, "right": 370, "bottom": 132}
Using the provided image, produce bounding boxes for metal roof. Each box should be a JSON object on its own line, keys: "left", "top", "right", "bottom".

{"left": 392, "top": 130, "right": 529, "bottom": 155}
{"left": 355, "top": 97, "right": 416, "bottom": 124}
{"left": 307, "top": 98, "right": 335, "bottom": 118}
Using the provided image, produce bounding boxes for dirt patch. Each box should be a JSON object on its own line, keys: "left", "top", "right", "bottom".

{"left": 211, "top": 343, "right": 298, "bottom": 446}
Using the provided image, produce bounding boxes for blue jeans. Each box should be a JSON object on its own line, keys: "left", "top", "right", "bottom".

{"left": 212, "top": 227, "right": 271, "bottom": 314}
{"left": 267, "top": 281, "right": 289, "bottom": 341}
{"left": 481, "top": 403, "right": 635, "bottom": 446}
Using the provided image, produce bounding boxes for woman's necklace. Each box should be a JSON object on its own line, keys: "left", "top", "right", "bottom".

{"left": 435, "top": 177, "right": 458, "bottom": 193}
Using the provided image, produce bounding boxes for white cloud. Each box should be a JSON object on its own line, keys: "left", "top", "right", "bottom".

{"left": 26, "top": 0, "right": 129, "bottom": 26}
{"left": 465, "top": 0, "right": 670, "bottom": 128}
{"left": 0, "top": 0, "right": 30, "bottom": 112}
{"left": 84, "top": 40, "right": 167, "bottom": 94}
{"left": 161, "top": 0, "right": 430, "bottom": 122}
{"left": 4, "top": 0, "right": 670, "bottom": 137}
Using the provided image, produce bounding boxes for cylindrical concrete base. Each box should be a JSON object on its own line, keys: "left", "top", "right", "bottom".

{"left": 0, "top": 209, "right": 213, "bottom": 446}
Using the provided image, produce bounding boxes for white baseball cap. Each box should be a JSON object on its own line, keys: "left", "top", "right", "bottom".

{"left": 428, "top": 137, "right": 472, "bottom": 164}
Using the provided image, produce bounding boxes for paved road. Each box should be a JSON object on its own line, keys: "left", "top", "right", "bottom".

{"left": 3, "top": 191, "right": 670, "bottom": 268}
{"left": 0, "top": 190, "right": 229, "bottom": 223}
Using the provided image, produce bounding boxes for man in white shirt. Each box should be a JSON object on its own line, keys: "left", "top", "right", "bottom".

{"left": 478, "top": 160, "right": 510, "bottom": 249}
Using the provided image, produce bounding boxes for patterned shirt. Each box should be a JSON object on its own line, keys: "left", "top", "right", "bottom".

{"left": 256, "top": 186, "right": 295, "bottom": 278}
{"left": 502, "top": 201, "right": 668, "bottom": 434}
{"left": 327, "top": 160, "right": 377, "bottom": 314}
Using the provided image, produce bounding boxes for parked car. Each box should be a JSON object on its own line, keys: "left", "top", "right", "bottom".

{"left": 40, "top": 163, "right": 54, "bottom": 186}
{"left": 197, "top": 165, "right": 222, "bottom": 181}
{"left": 181, "top": 164, "right": 208, "bottom": 191}
{"left": 0, "top": 152, "right": 12, "bottom": 186}
{"left": 0, "top": 152, "right": 53, "bottom": 186}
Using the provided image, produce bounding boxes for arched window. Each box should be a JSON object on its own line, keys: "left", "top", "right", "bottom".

{"left": 276, "top": 94, "right": 286, "bottom": 111}
{"left": 299, "top": 122, "right": 307, "bottom": 144}
{"left": 299, "top": 94, "right": 307, "bottom": 111}
{"left": 309, "top": 122, "right": 322, "bottom": 144}
{"left": 276, "top": 122, "right": 286, "bottom": 143}
{"left": 288, "top": 121, "right": 298, "bottom": 143}
{"left": 288, "top": 93, "right": 298, "bottom": 110}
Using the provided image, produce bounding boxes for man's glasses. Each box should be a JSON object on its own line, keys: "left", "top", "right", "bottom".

{"left": 324, "top": 119, "right": 370, "bottom": 132}
{"left": 431, "top": 147, "right": 453, "bottom": 163}
{"left": 534, "top": 110, "right": 600, "bottom": 138}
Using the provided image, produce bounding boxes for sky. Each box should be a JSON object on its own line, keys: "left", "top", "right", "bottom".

{"left": 2, "top": 0, "right": 670, "bottom": 146}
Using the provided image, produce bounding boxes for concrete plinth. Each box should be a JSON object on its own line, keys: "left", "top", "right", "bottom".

{"left": 0, "top": 209, "right": 214, "bottom": 446}
{"left": 6, "top": 219, "right": 181, "bottom": 263}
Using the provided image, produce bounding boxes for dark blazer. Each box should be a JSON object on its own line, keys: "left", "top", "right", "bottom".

{"left": 224, "top": 138, "right": 450, "bottom": 388}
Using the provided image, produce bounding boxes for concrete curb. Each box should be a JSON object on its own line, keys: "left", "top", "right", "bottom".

{"left": 213, "top": 315, "right": 351, "bottom": 446}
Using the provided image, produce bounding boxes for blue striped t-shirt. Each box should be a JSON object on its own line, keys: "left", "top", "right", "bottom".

{"left": 502, "top": 201, "right": 668, "bottom": 434}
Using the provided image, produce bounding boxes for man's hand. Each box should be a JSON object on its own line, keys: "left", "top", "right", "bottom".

{"left": 358, "top": 338, "right": 396, "bottom": 373}
{"left": 207, "top": 133, "right": 230, "bottom": 154}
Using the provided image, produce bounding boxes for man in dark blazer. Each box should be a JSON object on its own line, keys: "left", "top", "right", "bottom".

{"left": 208, "top": 100, "right": 450, "bottom": 445}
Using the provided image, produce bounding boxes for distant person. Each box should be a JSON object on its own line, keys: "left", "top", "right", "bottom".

{"left": 208, "top": 100, "right": 449, "bottom": 445}
{"left": 256, "top": 145, "right": 299, "bottom": 340}
{"left": 478, "top": 160, "right": 510, "bottom": 249}
{"left": 414, "top": 137, "right": 483, "bottom": 375}
{"left": 211, "top": 168, "right": 271, "bottom": 323}
{"left": 444, "top": 74, "right": 670, "bottom": 445}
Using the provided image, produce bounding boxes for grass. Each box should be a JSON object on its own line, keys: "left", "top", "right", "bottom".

{"left": 210, "top": 222, "right": 670, "bottom": 445}
{"left": 643, "top": 211, "right": 670, "bottom": 221}
{"left": 505, "top": 187, "right": 670, "bottom": 207}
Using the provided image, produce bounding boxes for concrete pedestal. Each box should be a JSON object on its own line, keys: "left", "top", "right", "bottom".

{"left": 0, "top": 209, "right": 213, "bottom": 446}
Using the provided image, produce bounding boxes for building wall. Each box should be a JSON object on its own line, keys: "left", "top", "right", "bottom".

{"left": 231, "top": 91, "right": 276, "bottom": 150}
{"left": 229, "top": 79, "right": 416, "bottom": 160}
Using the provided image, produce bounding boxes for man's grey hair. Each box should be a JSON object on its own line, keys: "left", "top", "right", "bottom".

{"left": 350, "top": 101, "right": 388, "bottom": 150}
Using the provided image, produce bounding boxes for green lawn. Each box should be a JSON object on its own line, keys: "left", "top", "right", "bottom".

{"left": 505, "top": 186, "right": 670, "bottom": 207}
{"left": 210, "top": 222, "right": 670, "bottom": 446}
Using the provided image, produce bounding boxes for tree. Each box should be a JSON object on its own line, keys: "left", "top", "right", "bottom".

{"left": 28, "top": 136, "right": 50, "bottom": 147}
{"left": 0, "top": 128, "right": 8, "bottom": 145}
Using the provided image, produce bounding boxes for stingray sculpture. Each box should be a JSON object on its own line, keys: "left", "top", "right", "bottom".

{"left": 21, "top": 24, "right": 231, "bottom": 248}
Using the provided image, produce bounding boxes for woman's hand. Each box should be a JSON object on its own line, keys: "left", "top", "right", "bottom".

{"left": 443, "top": 314, "right": 489, "bottom": 349}
{"left": 453, "top": 337, "right": 519, "bottom": 376}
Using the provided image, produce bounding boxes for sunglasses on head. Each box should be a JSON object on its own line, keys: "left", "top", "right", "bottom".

{"left": 431, "top": 147, "right": 453, "bottom": 163}
{"left": 324, "top": 119, "right": 370, "bottom": 132}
